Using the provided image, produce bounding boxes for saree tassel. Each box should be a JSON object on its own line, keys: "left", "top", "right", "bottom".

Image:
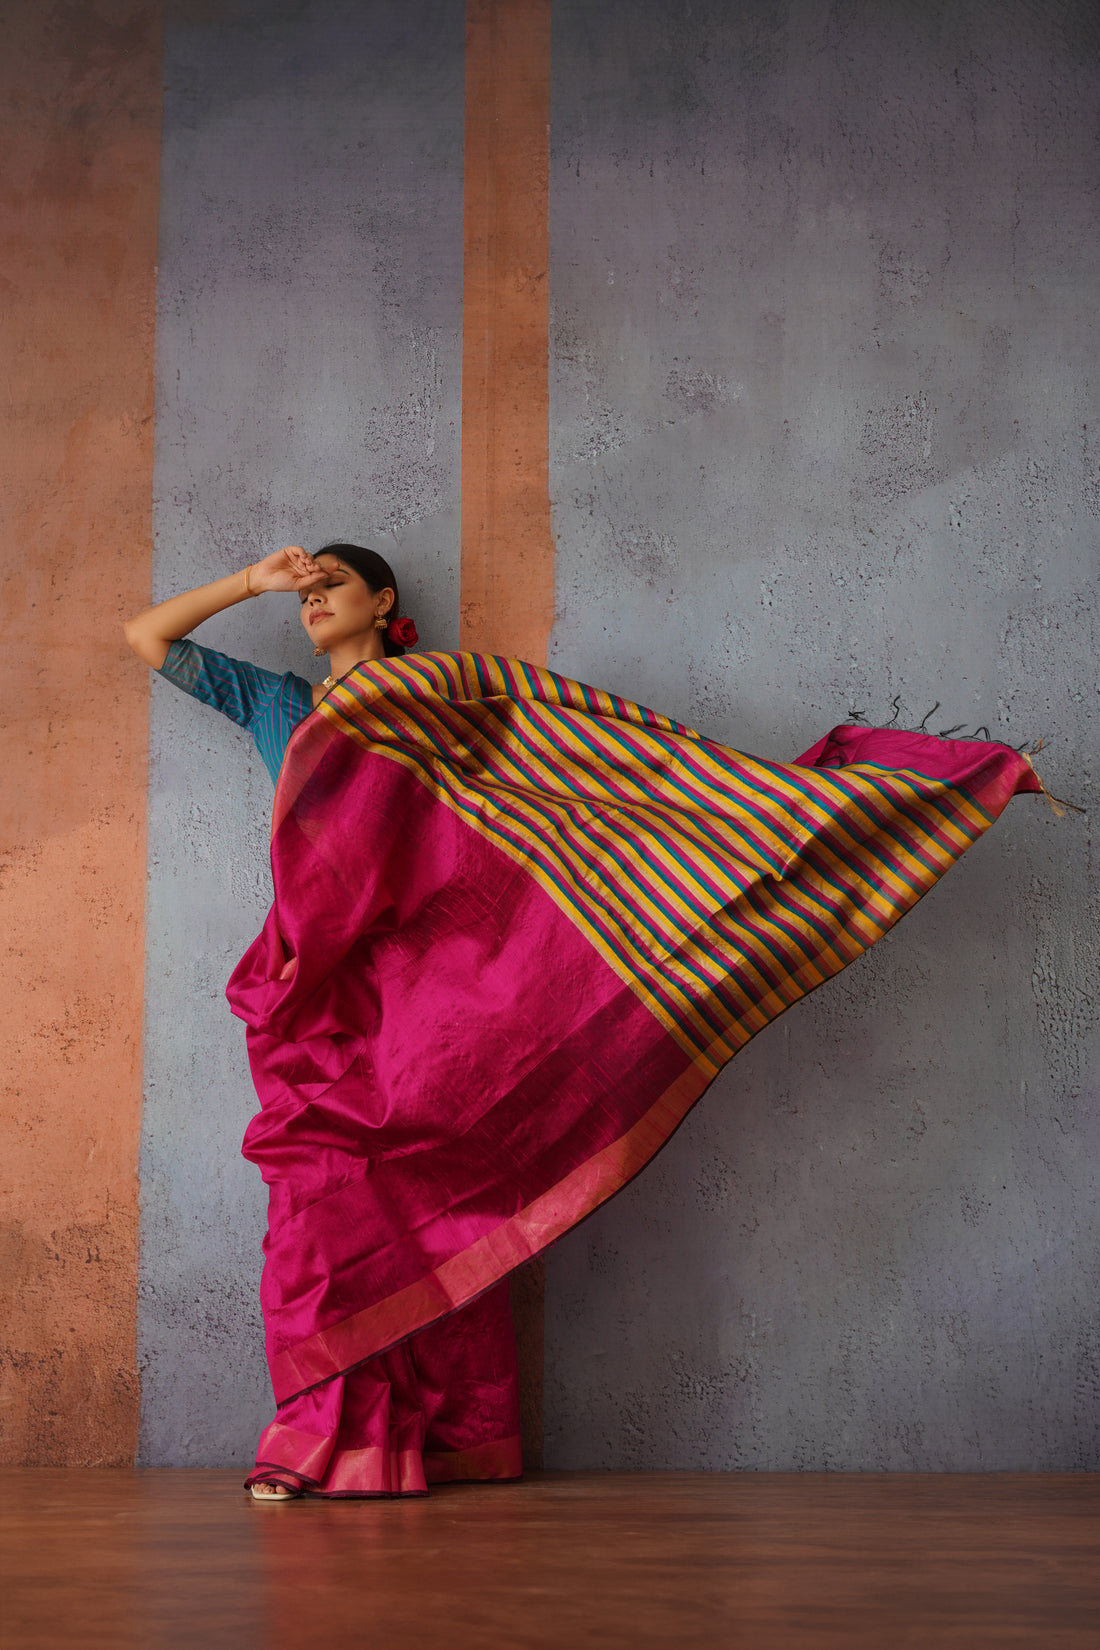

{"left": 1023, "top": 744, "right": 1085, "bottom": 818}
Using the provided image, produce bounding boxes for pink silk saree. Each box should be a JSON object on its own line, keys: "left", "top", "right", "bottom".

{"left": 228, "top": 651, "right": 1039, "bottom": 1495}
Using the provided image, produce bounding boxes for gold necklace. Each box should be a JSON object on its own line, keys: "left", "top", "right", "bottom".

{"left": 319, "top": 658, "right": 373, "bottom": 693}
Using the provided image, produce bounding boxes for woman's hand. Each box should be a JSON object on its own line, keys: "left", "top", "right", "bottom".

{"left": 248, "top": 546, "right": 329, "bottom": 596}
{"left": 123, "top": 547, "right": 329, "bottom": 669}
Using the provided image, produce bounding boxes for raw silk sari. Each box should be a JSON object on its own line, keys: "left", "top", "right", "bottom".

{"left": 228, "top": 651, "right": 1039, "bottom": 1495}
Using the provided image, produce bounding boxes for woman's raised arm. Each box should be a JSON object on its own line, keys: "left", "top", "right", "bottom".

{"left": 123, "top": 546, "right": 326, "bottom": 668}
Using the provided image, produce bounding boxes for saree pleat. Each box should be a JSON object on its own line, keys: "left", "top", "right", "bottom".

{"left": 230, "top": 652, "right": 1039, "bottom": 1484}
{"left": 245, "top": 1281, "right": 521, "bottom": 1497}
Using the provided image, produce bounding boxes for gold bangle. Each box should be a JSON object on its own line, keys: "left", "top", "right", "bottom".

{"left": 243, "top": 564, "right": 254, "bottom": 598}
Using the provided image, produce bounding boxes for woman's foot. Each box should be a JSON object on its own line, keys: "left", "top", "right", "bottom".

{"left": 249, "top": 1476, "right": 303, "bottom": 1502}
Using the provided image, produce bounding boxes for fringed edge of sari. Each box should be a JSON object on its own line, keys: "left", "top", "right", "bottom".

{"left": 1023, "top": 747, "right": 1085, "bottom": 818}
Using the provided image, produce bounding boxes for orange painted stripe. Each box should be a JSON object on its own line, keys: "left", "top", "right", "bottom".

{"left": 0, "top": 1, "right": 161, "bottom": 1464}
{"left": 461, "top": 0, "right": 554, "bottom": 1467}
{"left": 461, "top": 0, "right": 554, "bottom": 664}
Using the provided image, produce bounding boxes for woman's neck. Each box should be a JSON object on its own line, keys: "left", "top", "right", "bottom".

{"left": 326, "top": 633, "right": 385, "bottom": 680}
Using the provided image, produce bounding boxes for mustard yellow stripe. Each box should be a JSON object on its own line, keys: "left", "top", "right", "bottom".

{"left": 546, "top": 715, "right": 799, "bottom": 870}
{"left": 791, "top": 813, "right": 959, "bottom": 925}
{"left": 687, "top": 740, "right": 979, "bottom": 890}
{"left": 468, "top": 696, "right": 799, "bottom": 886}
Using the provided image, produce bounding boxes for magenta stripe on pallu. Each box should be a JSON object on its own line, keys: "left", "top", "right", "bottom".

{"left": 330, "top": 680, "right": 794, "bottom": 961}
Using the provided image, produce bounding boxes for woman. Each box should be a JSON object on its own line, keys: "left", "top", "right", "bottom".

{"left": 126, "top": 541, "right": 1041, "bottom": 1500}
{"left": 127, "top": 542, "right": 524, "bottom": 1500}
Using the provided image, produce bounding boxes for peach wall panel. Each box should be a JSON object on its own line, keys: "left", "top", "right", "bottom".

{"left": 0, "top": 0, "right": 161, "bottom": 1464}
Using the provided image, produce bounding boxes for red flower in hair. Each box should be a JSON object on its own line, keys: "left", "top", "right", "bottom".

{"left": 387, "top": 614, "right": 419, "bottom": 648}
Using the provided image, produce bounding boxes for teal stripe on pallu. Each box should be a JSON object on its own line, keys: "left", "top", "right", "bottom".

{"left": 400, "top": 657, "right": 699, "bottom": 811}
{"left": 789, "top": 771, "right": 987, "bottom": 900}
{"left": 513, "top": 706, "right": 786, "bottom": 874}
{"left": 473, "top": 696, "right": 792, "bottom": 883}
{"left": 434, "top": 650, "right": 696, "bottom": 738}
{"left": 680, "top": 743, "right": 948, "bottom": 904}
{"left": 776, "top": 765, "right": 979, "bottom": 886}
{"left": 641, "top": 730, "right": 935, "bottom": 897}
{"left": 831, "top": 765, "right": 995, "bottom": 871}
{"left": 835, "top": 757, "right": 997, "bottom": 827}
{"left": 638, "top": 817, "right": 845, "bottom": 961}
{"left": 495, "top": 658, "right": 524, "bottom": 698}
{"left": 430, "top": 748, "right": 741, "bottom": 1039}
{"left": 466, "top": 654, "right": 494, "bottom": 695}
{"left": 730, "top": 873, "right": 846, "bottom": 981}
{"left": 716, "top": 744, "right": 987, "bottom": 886}
{"left": 331, "top": 706, "right": 713, "bottom": 1027}
{"left": 469, "top": 704, "right": 761, "bottom": 918}
{"left": 516, "top": 710, "right": 868, "bottom": 957}
{"left": 549, "top": 711, "right": 819, "bottom": 864}
{"left": 547, "top": 696, "right": 984, "bottom": 897}
{"left": 417, "top": 746, "right": 729, "bottom": 1038}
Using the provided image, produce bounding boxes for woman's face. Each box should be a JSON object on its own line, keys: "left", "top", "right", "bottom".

{"left": 298, "top": 553, "right": 393, "bottom": 649}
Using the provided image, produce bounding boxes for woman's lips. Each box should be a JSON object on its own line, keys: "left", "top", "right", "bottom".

{"left": 309, "top": 610, "right": 333, "bottom": 626}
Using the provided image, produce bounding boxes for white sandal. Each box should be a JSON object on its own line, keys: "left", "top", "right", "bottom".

{"left": 249, "top": 1478, "right": 303, "bottom": 1501}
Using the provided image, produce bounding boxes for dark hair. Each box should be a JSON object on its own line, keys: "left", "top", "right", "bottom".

{"left": 314, "top": 541, "right": 407, "bottom": 657}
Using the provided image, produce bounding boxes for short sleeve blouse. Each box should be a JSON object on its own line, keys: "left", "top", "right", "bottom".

{"left": 157, "top": 638, "right": 313, "bottom": 785}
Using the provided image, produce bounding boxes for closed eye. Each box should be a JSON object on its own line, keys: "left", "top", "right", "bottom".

{"left": 299, "top": 576, "right": 346, "bottom": 603}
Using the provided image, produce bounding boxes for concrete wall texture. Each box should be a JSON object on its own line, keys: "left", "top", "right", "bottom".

{"left": 543, "top": 0, "right": 1100, "bottom": 1470}
{"left": 3, "top": 0, "right": 1096, "bottom": 1470}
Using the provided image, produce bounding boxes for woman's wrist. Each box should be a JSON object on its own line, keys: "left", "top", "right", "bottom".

{"left": 241, "top": 565, "right": 256, "bottom": 599}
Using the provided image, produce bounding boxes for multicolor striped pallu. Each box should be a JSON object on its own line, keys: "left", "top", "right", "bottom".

{"left": 228, "top": 651, "right": 1038, "bottom": 1494}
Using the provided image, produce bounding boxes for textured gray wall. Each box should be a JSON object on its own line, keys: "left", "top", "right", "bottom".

{"left": 140, "top": 0, "right": 464, "bottom": 1464}
{"left": 141, "top": 0, "right": 1099, "bottom": 1472}
{"left": 543, "top": 0, "right": 1100, "bottom": 1469}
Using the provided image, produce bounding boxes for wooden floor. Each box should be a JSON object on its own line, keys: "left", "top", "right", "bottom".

{"left": 2, "top": 1470, "right": 1098, "bottom": 1648}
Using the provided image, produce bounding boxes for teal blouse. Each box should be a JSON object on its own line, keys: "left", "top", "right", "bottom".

{"left": 158, "top": 638, "right": 313, "bottom": 786}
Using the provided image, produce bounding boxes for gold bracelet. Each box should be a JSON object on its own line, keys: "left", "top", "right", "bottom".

{"left": 243, "top": 564, "right": 254, "bottom": 597}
